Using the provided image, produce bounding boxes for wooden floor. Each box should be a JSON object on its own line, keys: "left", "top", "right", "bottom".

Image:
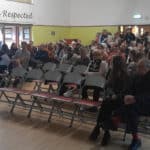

{"left": 0, "top": 103, "right": 149, "bottom": 150}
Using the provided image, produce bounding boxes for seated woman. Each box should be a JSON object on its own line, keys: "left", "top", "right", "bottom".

{"left": 9, "top": 43, "right": 18, "bottom": 58}
{"left": 89, "top": 55, "right": 131, "bottom": 146}
{"left": 75, "top": 46, "right": 90, "bottom": 66}
{"left": 59, "top": 47, "right": 90, "bottom": 97}
{"left": 81, "top": 49, "right": 108, "bottom": 101}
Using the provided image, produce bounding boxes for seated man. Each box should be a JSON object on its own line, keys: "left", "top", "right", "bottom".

{"left": 11, "top": 42, "right": 30, "bottom": 87}
{"left": 124, "top": 58, "right": 150, "bottom": 150}
{"left": 0, "top": 50, "right": 10, "bottom": 73}
{"left": 34, "top": 44, "right": 50, "bottom": 64}
{"left": 0, "top": 51, "right": 10, "bottom": 87}
{"left": 13, "top": 41, "right": 31, "bottom": 69}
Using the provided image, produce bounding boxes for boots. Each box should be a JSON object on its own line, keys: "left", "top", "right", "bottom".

{"left": 89, "top": 125, "right": 100, "bottom": 141}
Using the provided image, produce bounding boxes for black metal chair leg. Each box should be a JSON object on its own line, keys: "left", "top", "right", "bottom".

{"left": 27, "top": 98, "right": 36, "bottom": 118}
{"left": 48, "top": 101, "right": 55, "bottom": 123}
{"left": 10, "top": 95, "right": 18, "bottom": 113}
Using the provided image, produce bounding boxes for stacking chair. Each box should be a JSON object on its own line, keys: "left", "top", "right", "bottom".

{"left": 0, "top": 67, "right": 27, "bottom": 103}
{"left": 11, "top": 66, "right": 27, "bottom": 86}
{"left": 42, "top": 62, "right": 57, "bottom": 72}
{"left": 8, "top": 68, "right": 43, "bottom": 113}
{"left": 11, "top": 66, "right": 27, "bottom": 78}
{"left": 25, "top": 68, "right": 43, "bottom": 92}
{"left": 0, "top": 67, "right": 33, "bottom": 113}
{"left": 44, "top": 70, "right": 63, "bottom": 93}
{"left": 50, "top": 72, "right": 84, "bottom": 126}
{"left": 0, "top": 68, "right": 9, "bottom": 87}
{"left": 84, "top": 74, "right": 105, "bottom": 89}
{"left": 56, "top": 64, "right": 73, "bottom": 74}
{"left": 61, "top": 72, "right": 84, "bottom": 97}
{"left": 73, "top": 65, "right": 88, "bottom": 74}
{"left": 70, "top": 74, "right": 105, "bottom": 126}
{"left": 27, "top": 71, "right": 63, "bottom": 120}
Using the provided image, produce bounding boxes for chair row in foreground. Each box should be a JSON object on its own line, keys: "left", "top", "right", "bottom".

{"left": 0, "top": 66, "right": 105, "bottom": 127}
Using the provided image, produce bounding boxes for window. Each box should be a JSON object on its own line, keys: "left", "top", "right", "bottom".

{"left": 5, "top": 28, "right": 13, "bottom": 40}
{"left": 23, "top": 27, "right": 30, "bottom": 40}
{"left": 140, "top": 28, "right": 144, "bottom": 35}
{"left": 132, "top": 26, "right": 139, "bottom": 36}
{"left": 120, "top": 26, "right": 124, "bottom": 33}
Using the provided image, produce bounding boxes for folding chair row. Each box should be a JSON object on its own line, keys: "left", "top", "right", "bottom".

{"left": 42, "top": 62, "right": 73, "bottom": 74}
{"left": 24, "top": 71, "right": 85, "bottom": 121}
{"left": 0, "top": 67, "right": 44, "bottom": 108}
{"left": 42, "top": 62, "right": 89, "bottom": 74}
{"left": 0, "top": 85, "right": 101, "bottom": 127}
{"left": 0, "top": 63, "right": 88, "bottom": 89}
{"left": 27, "top": 91, "right": 102, "bottom": 127}
{"left": 5, "top": 63, "right": 89, "bottom": 91}
{"left": 0, "top": 67, "right": 105, "bottom": 127}
{"left": 25, "top": 73, "right": 105, "bottom": 127}
{"left": 0, "top": 66, "right": 106, "bottom": 102}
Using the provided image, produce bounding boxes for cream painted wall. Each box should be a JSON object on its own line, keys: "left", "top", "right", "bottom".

{"left": 33, "top": 0, "right": 70, "bottom": 26}
{"left": 1, "top": 0, "right": 150, "bottom": 26}
{"left": 70, "top": 0, "right": 150, "bottom": 26}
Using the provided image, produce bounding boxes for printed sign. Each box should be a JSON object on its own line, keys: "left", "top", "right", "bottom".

{"left": 0, "top": 0, "right": 33, "bottom": 24}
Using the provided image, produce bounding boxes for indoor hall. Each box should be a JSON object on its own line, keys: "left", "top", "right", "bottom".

{"left": 0, "top": 0, "right": 150, "bottom": 150}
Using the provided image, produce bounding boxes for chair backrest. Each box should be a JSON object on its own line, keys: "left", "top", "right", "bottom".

{"left": 63, "top": 72, "right": 83, "bottom": 85}
{"left": 56, "top": 64, "right": 73, "bottom": 73}
{"left": 11, "top": 67, "right": 27, "bottom": 78}
{"left": 43, "top": 62, "right": 56, "bottom": 72}
{"left": 84, "top": 74, "right": 105, "bottom": 89}
{"left": 73, "top": 65, "right": 88, "bottom": 74}
{"left": 44, "top": 71, "right": 62, "bottom": 82}
{"left": 26, "top": 69, "right": 43, "bottom": 80}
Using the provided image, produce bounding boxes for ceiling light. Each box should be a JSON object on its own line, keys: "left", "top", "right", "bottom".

{"left": 133, "top": 14, "right": 142, "bottom": 19}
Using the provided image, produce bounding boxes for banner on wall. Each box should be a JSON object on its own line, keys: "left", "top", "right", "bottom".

{"left": 0, "top": 0, "right": 33, "bottom": 24}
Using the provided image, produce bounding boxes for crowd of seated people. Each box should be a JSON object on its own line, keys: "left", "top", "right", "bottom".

{"left": 89, "top": 29, "right": 150, "bottom": 150}
{"left": 0, "top": 28, "right": 150, "bottom": 150}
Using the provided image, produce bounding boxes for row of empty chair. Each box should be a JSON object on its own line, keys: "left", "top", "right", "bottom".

{"left": 40, "top": 62, "right": 89, "bottom": 74}
{"left": 0, "top": 64, "right": 105, "bottom": 127}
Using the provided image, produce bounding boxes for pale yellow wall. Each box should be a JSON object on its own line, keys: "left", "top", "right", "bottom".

{"left": 32, "top": 26, "right": 69, "bottom": 46}
{"left": 67, "top": 26, "right": 118, "bottom": 45}
{"left": 32, "top": 26, "right": 118, "bottom": 46}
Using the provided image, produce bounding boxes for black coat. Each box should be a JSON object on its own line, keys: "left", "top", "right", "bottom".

{"left": 131, "top": 71, "right": 150, "bottom": 115}
{"left": 132, "top": 71, "right": 150, "bottom": 97}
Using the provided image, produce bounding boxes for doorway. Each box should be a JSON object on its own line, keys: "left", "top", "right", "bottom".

{"left": 0, "top": 24, "right": 32, "bottom": 49}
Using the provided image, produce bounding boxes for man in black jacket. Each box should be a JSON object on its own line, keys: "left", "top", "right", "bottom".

{"left": 124, "top": 28, "right": 136, "bottom": 44}
{"left": 124, "top": 58, "right": 150, "bottom": 150}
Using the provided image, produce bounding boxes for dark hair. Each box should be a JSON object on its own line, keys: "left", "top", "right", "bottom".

{"left": 109, "top": 55, "right": 128, "bottom": 93}
{"left": 112, "top": 55, "right": 126, "bottom": 72}
{"left": 10, "top": 43, "right": 17, "bottom": 50}
{"left": 1, "top": 43, "right": 9, "bottom": 51}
